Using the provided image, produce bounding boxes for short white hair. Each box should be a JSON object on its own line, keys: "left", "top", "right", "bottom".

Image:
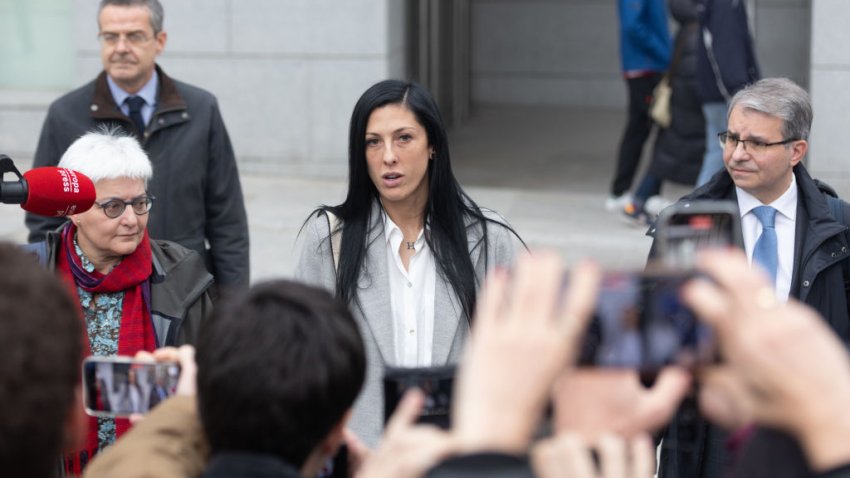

{"left": 58, "top": 127, "right": 153, "bottom": 185}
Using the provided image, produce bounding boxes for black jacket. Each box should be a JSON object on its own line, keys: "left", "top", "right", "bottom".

{"left": 202, "top": 453, "right": 302, "bottom": 478}
{"left": 36, "top": 228, "right": 214, "bottom": 347}
{"left": 26, "top": 65, "right": 250, "bottom": 289}
{"left": 695, "top": 0, "right": 760, "bottom": 103}
{"left": 428, "top": 453, "right": 535, "bottom": 478}
{"left": 656, "top": 164, "right": 850, "bottom": 478}
{"left": 649, "top": 0, "right": 705, "bottom": 185}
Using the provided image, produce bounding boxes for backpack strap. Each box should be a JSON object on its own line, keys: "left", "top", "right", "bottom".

{"left": 827, "top": 195, "right": 850, "bottom": 238}
{"left": 324, "top": 211, "right": 342, "bottom": 275}
{"left": 826, "top": 196, "right": 850, "bottom": 311}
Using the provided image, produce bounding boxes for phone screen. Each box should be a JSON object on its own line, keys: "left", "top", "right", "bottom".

{"left": 655, "top": 201, "right": 742, "bottom": 268}
{"left": 82, "top": 358, "right": 181, "bottom": 417}
{"left": 578, "top": 270, "right": 715, "bottom": 372}
{"left": 383, "top": 366, "right": 455, "bottom": 429}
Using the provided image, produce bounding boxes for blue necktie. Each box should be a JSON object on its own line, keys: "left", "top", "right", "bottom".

{"left": 125, "top": 96, "right": 146, "bottom": 136}
{"left": 752, "top": 206, "right": 778, "bottom": 283}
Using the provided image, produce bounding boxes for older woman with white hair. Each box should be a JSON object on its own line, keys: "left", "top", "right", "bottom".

{"left": 29, "top": 127, "right": 213, "bottom": 473}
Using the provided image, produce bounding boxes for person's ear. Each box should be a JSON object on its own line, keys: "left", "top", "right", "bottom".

{"left": 789, "top": 139, "right": 808, "bottom": 167}
{"left": 320, "top": 409, "right": 352, "bottom": 456}
{"left": 155, "top": 30, "right": 167, "bottom": 55}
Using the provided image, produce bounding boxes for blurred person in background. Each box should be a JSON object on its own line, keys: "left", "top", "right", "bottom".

{"left": 607, "top": 0, "right": 671, "bottom": 212}
{"left": 623, "top": 0, "right": 705, "bottom": 226}
{"left": 693, "top": 0, "right": 760, "bottom": 185}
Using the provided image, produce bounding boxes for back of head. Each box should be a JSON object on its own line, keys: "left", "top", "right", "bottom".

{"left": 59, "top": 126, "right": 153, "bottom": 185}
{"left": 98, "top": 0, "right": 164, "bottom": 33}
{"left": 196, "top": 280, "right": 366, "bottom": 468}
{"left": 0, "top": 243, "right": 82, "bottom": 476}
{"left": 728, "top": 77, "right": 813, "bottom": 141}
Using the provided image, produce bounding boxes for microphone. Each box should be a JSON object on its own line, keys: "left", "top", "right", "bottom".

{"left": 0, "top": 155, "right": 96, "bottom": 217}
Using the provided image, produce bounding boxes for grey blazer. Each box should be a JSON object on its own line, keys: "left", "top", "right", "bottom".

{"left": 295, "top": 200, "right": 522, "bottom": 446}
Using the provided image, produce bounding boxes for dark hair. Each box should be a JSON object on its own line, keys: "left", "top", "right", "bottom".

{"left": 0, "top": 243, "right": 82, "bottom": 477}
{"left": 196, "top": 280, "right": 366, "bottom": 468}
{"left": 98, "top": 0, "right": 164, "bottom": 34}
{"left": 309, "top": 79, "right": 522, "bottom": 322}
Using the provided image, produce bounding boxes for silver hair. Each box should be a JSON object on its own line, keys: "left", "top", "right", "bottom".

{"left": 98, "top": 0, "right": 164, "bottom": 34}
{"left": 59, "top": 126, "right": 153, "bottom": 186}
{"left": 728, "top": 77, "right": 813, "bottom": 141}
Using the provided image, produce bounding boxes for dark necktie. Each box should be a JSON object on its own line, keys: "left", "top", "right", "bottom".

{"left": 752, "top": 206, "right": 778, "bottom": 283}
{"left": 125, "top": 96, "right": 146, "bottom": 136}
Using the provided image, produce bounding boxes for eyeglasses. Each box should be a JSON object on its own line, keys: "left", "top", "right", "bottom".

{"left": 94, "top": 196, "right": 155, "bottom": 219}
{"left": 718, "top": 132, "right": 798, "bottom": 154}
{"left": 97, "top": 31, "right": 153, "bottom": 47}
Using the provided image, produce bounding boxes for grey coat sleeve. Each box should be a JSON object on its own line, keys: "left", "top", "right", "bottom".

{"left": 203, "top": 99, "right": 250, "bottom": 289}
{"left": 482, "top": 210, "right": 524, "bottom": 273}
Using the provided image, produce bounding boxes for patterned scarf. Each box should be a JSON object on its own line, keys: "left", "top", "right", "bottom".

{"left": 56, "top": 223, "right": 156, "bottom": 474}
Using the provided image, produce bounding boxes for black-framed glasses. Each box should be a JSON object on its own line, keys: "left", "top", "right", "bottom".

{"left": 97, "top": 31, "right": 153, "bottom": 47}
{"left": 718, "top": 131, "right": 798, "bottom": 154}
{"left": 94, "top": 196, "right": 155, "bottom": 219}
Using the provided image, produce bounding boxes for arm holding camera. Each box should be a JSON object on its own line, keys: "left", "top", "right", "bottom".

{"left": 355, "top": 389, "right": 457, "bottom": 478}
{"left": 429, "top": 252, "right": 686, "bottom": 477}
{"left": 451, "top": 252, "right": 600, "bottom": 454}
{"left": 84, "top": 345, "right": 208, "bottom": 478}
{"left": 685, "top": 250, "right": 850, "bottom": 474}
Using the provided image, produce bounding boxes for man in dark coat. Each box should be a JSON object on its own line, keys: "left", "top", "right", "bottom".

{"left": 26, "top": 0, "right": 250, "bottom": 290}
{"left": 655, "top": 78, "right": 850, "bottom": 478}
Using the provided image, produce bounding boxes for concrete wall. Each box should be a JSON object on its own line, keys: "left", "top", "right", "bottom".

{"left": 469, "top": 0, "right": 811, "bottom": 108}
{"left": 470, "top": 0, "right": 621, "bottom": 108}
{"left": 809, "top": 0, "right": 850, "bottom": 196}
{"left": 752, "top": 0, "right": 810, "bottom": 87}
{"left": 0, "top": 0, "right": 407, "bottom": 177}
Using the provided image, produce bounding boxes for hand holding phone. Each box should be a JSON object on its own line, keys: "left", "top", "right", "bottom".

{"left": 82, "top": 357, "right": 181, "bottom": 418}
{"left": 578, "top": 269, "right": 716, "bottom": 373}
{"left": 383, "top": 366, "right": 455, "bottom": 429}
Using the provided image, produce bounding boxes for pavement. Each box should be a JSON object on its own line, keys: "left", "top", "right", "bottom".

{"left": 0, "top": 104, "right": 693, "bottom": 283}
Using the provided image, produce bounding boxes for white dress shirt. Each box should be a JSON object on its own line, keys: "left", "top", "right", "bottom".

{"left": 383, "top": 213, "right": 436, "bottom": 367}
{"left": 736, "top": 174, "right": 798, "bottom": 303}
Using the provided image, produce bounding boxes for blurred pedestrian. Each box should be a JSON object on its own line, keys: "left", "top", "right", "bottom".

{"left": 624, "top": 0, "right": 705, "bottom": 225}
{"left": 693, "top": 0, "right": 760, "bottom": 186}
{"left": 607, "top": 0, "right": 671, "bottom": 212}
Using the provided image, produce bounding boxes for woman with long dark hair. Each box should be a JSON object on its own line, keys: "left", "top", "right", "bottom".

{"left": 296, "top": 80, "right": 524, "bottom": 446}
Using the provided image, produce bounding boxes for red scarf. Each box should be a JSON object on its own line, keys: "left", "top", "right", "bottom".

{"left": 56, "top": 223, "right": 156, "bottom": 474}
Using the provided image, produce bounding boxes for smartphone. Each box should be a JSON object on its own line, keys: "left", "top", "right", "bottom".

{"left": 654, "top": 200, "right": 742, "bottom": 268}
{"left": 578, "top": 269, "right": 715, "bottom": 373}
{"left": 82, "top": 357, "right": 181, "bottom": 418}
{"left": 383, "top": 366, "right": 455, "bottom": 429}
